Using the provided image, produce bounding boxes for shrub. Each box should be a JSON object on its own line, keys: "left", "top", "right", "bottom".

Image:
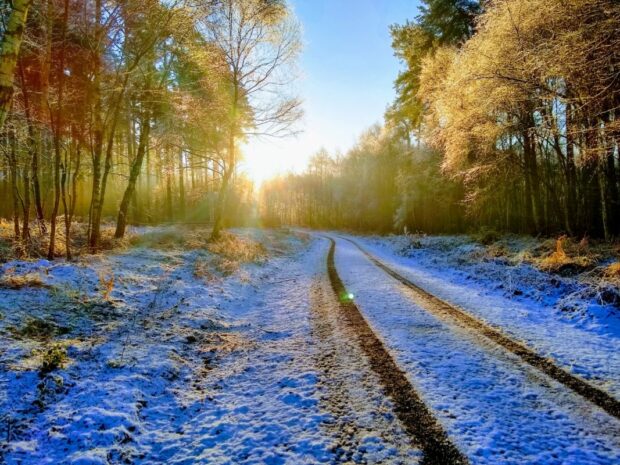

{"left": 39, "top": 344, "right": 68, "bottom": 375}
{"left": 18, "top": 318, "right": 59, "bottom": 340}
{"left": 537, "top": 236, "right": 594, "bottom": 273}
{"left": 473, "top": 227, "right": 500, "bottom": 245}
{"left": 98, "top": 271, "right": 115, "bottom": 300}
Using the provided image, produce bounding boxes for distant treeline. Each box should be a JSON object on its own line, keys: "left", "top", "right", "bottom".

{"left": 261, "top": 0, "right": 620, "bottom": 239}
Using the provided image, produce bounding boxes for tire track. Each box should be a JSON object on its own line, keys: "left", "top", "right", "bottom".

{"left": 341, "top": 235, "right": 620, "bottom": 421}
{"left": 310, "top": 276, "right": 423, "bottom": 464}
{"left": 325, "top": 237, "right": 468, "bottom": 465}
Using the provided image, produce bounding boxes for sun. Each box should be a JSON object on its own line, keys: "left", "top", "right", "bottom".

{"left": 241, "top": 138, "right": 310, "bottom": 186}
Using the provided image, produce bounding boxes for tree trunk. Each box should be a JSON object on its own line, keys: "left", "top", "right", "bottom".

{"left": 605, "top": 147, "right": 619, "bottom": 235}
{"left": 211, "top": 167, "right": 233, "bottom": 239}
{"left": 48, "top": 0, "right": 69, "bottom": 260}
{"left": 61, "top": 159, "right": 71, "bottom": 260}
{"left": 21, "top": 148, "right": 31, "bottom": 243}
{"left": 0, "top": 0, "right": 32, "bottom": 130}
{"left": 7, "top": 130, "right": 20, "bottom": 239}
{"left": 166, "top": 169, "right": 173, "bottom": 221}
{"left": 115, "top": 113, "right": 151, "bottom": 238}
{"left": 47, "top": 136, "right": 61, "bottom": 259}
{"left": 523, "top": 126, "right": 541, "bottom": 233}
{"left": 31, "top": 141, "right": 46, "bottom": 233}
{"left": 178, "top": 150, "right": 185, "bottom": 220}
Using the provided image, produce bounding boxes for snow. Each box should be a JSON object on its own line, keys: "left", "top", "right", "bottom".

{"left": 332, "top": 236, "right": 620, "bottom": 465}
{"left": 0, "top": 229, "right": 418, "bottom": 464}
{"left": 3, "top": 227, "right": 620, "bottom": 464}
{"left": 349, "top": 233, "right": 620, "bottom": 398}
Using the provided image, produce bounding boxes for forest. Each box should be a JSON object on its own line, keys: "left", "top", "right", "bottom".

{"left": 2, "top": 0, "right": 620, "bottom": 262}
{"left": 0, "top": 0, "right": 300, "bottom": 259}
{"left": 262, "top": 0, "right": 620, "bottom": 239}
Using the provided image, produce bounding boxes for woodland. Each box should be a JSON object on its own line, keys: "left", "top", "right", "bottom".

{"left": 262, "top": 0, "right": 620, "bottom": 240}
{"left": 1, "top": 0, "right": 620, "bottom": 262}
{"left": 0, "top": 0, "right": 300, "bottom": 259}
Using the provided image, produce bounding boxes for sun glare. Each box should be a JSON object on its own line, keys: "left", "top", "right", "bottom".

{"left": 241, "top": 139, "right": 310, "bottom": 186}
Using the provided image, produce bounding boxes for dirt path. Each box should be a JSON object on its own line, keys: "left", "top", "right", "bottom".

{"left": 310, "top": 276, "right": 422, "bottom": 464}
{"left": 340, "top": 235, "right": 620, "bottom": 421}
{"left": 321, "top": 237, "right": 468, "bottom": 465}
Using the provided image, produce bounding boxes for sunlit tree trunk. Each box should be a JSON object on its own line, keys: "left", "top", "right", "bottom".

{"left": 178, "top": 150, "right": 185, "bottom": 220}
{"left": 0, "top": 0, "right": 32, "bottom": 130}
{"left": 48, "top": 0, "right": 69, "bottom": 260}
{"left": 115, "top": 112, "right": 151, "bottom": 238}
{"left": 6, "top": 129, "right": 20, "bottom": 239}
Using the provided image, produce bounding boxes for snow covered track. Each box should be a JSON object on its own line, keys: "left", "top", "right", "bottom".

{"left": 330, "top": 234, "right": 620, "bottom": 463}
{"left": 342, "top": 235, "right": 620, "bottom": 421}
{"left": 324, "top": 238, "right": 468, "bottom": 465}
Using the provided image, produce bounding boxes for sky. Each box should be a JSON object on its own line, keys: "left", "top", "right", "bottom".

{"left": 240, "top": 0, "right": 421, "bottom": 185}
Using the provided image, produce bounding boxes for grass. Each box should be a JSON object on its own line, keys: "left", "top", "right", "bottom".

{"left": 0, "top": 272, "right": 48, "bottom": 289}
{"left": 0, "top": 219, "right": 134, "bottom": 261}
{"left": 192, "top": 231, "right": 268, "bottom": 278}
{"left": 132, "top": 226, "right": 268, "bottom": 277}
{"left": 527, "top": 236, "right": 595, "bottom": 273}
{"left": 468, "top": 231, "right": 606, "bottom": 277}
{"left": 10, "top": 317, "right": 71, "bottom": 341}
{"left": 130, "top": 226, "right": 211, "bottom": 250}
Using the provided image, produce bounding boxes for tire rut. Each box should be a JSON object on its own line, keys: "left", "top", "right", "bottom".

{"left": 310, "top": 277, "right": 422, "bottom": 464}
{"left": 324, "top": 238, "right": 468, "bottom": 465}
{"left": 341, "top": 235, "right": 620, "bottom": 421}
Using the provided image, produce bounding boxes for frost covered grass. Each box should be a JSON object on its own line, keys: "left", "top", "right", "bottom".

{"left": 373, "top": 231, "right": 620, "bottom": 320}
{"left": 132, "top": 227, "right": 269, "bottom": 278}
{"left": 0, "top": 227, "right": 345, "bottom": 464}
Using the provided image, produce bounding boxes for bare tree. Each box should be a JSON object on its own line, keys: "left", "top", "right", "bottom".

{"left": 199, "top": 0, "right": 302, "bottom": 239}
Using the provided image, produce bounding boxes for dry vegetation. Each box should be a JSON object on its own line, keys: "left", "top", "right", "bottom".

{"left": 0, "top": 219, "right": 134, "bottom": 262}
{"left": 131, "top": 226, "right": 268, "bottom": 278}
{"left": 0, "top": 270, "right": 49, "bottom": 289}
{"left": 471, "top": 233, "right": 606, "bottom": 275}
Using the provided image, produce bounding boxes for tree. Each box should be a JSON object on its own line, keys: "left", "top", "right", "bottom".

{"left": 419, "top": 0, "right": 620, "bottom": 237}
{"left": 198, "top": 0, "right": 302, "bottom": 239}
{"left": 387, "top": 0, "right": 481, "bottom": 142}
{"left": 0, "top": 0, "right": 32, "bottom": 130}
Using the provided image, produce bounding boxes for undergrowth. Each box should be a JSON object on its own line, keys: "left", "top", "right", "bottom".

{"left": 0, "top": 271, "right": 48, "bottom": 289}
{"left": 0, "top": 219, "right": 133, "bottom": 261}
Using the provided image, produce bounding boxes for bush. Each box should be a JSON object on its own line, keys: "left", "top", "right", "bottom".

{"left": 473, "top": 227, "right": 500, "bottom": 245}
{"left": 18, "top": 318, "right": 58, "bottom": 340}
{"left": 536, "top": 236, "right": 594, "bottom": 274}
{"left": 39, "top": 344, "right": 68, "bottom": 375}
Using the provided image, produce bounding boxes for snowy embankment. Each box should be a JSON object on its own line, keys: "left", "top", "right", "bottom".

{"left": 350, "top": 234, "right": 620, "bottom": 399}
{"left": 333, "top": 236, "right": 620, "bottom": 465}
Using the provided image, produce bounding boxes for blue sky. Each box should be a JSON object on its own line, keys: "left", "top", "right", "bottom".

{"left": 242, "top": 0, "right": 421, "bottom": 184}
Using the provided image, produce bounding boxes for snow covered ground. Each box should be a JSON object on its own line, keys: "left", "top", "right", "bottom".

{"left": 0, "top": 229, "right": 417, "bottom": 464}
{"left": 333, "top": 236, "right": 620, "bottom": 465}
{"left": 349, "top": 234, "right": 620, "bottom": 399}
{"left": 2, "top": 227, "right": 620, "bottom": 464}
